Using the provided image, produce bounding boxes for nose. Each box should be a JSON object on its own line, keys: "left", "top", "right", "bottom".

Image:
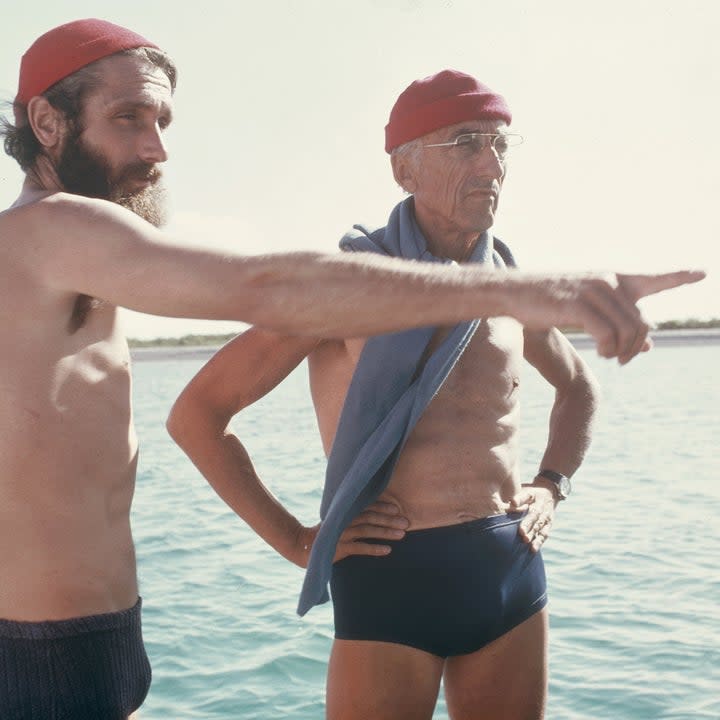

{"left": 473, "top": 142, "right": 505, "bottom": 180}
{"left": 138, "top": 123, "right": 168, "bottom": 164}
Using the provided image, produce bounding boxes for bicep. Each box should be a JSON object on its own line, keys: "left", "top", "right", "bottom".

{"left": 33, "top": 197, "right": 260, "bottom": 319}
{"left": 523, "top": 327, "right": 586, "bottom": 390}
{"left": 174, "top": 327, "right": 320, "bottom": 421}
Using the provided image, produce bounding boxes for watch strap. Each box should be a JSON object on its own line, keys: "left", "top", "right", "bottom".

{"left": 537, "top": 468, "right": 571, "bottom": 500}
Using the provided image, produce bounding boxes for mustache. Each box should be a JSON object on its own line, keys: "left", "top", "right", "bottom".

{"left": 115, "top": 163, "right": 163, "bottom": 188}
{"left": 465, "top": 178, "right": 501, "bottom": 194}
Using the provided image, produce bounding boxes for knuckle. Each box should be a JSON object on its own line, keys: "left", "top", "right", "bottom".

{"left": 596, "top": 326, "right": 615, "bottom": 345}
{"left": 583, "top": 273, "right": 612, "bottom": 294}
{"left": 600, "top": 272, "right": 619, "bottom": 289}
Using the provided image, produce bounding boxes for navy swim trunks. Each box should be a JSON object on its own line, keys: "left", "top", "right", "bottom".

{"left": 0, "top": 597, "right": 152, "bottom": 719}
{"left": 330, "top": 512, "right": 547, "bottom": 658}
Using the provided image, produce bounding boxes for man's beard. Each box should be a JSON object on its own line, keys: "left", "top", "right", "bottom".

{"left": 56, "top": 129, "right": 167, "bottom": 228}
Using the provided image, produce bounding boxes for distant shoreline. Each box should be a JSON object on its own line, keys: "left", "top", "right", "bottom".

{"left": 130, "top": 327, "right": 720, "bottom": 362}
{"left": 566, "top": 328, "right": 720, "bottom": 348}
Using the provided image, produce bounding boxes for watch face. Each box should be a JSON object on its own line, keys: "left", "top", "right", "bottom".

{"left": 559, "top": 476, "right": 571, "bottom": 498}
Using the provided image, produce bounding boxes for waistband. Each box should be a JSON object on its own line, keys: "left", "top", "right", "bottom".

{"left": 0, "top": 597, "right": 143, "bottom": 641}
{"left": 402, "top": 511, "right": 525, "bottom": 540}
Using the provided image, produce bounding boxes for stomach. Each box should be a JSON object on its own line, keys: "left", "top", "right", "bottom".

{"left": 379, "top": 436, "right": 520, "bottom": 530}
{"left": 0, "top": 412, "right": 140, "bottom": 620}
{"left": 0, "top": 494, "right": 139, "bottom": 620}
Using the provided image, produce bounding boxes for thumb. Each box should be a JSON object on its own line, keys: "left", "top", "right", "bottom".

{"left": 509, "top": 491, "right": 532, "bottom": 510}
{"left": 619, "top": 270, "right": 706, "bottom": 302}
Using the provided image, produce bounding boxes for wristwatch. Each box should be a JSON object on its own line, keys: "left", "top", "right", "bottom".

{"left": 536, "top": 469, "right": 572, "bottom": 501}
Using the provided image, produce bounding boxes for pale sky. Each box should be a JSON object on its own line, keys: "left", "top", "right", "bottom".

{"left": 1, "top": 0, "right": 717, "bottom": 339}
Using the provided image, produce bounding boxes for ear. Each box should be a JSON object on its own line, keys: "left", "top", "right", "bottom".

{"left": 390, "top": 152, "right": 418, "bottom": 194}
{"left": 25, "top": 96, "right": 68, "bottom": 151}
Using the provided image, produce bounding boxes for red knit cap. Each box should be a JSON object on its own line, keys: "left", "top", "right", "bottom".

{"left": 15, "top": 18, "right": 159, "bottom": 106}
{"left": 384, "top": 69, "right": 512, "bottom": 154}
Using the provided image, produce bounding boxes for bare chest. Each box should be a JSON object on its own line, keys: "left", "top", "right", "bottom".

{"left": 309, "top": 317, "right": 524, "bottom": 453}
{"left": 0, "top": 301, "right": 136, "bottom": 477}
{"left": 425, "top": 317, "right": 524, "bottom": 410}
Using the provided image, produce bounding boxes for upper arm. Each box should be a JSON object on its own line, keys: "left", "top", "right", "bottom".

{"left": 523, "top": 326, "right": 595, "bottom": 393}
{"left": 29, "top": 195, "right": 262, "bottom": 320}
{"left": 32, "top": 194, "right": 176, "bottom": 295}
{"left": 169, "top": 327, "right": 321, "bottom": 434}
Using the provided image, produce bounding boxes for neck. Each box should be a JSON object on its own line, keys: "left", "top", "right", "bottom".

{"left": 413, "top": 204, "right": 488, "bottom": 263}
{"left": 12, "top": 157, "right": 65, "bottom": 208}
{"left": 28, "top": 155, "right": 64, "bottom": 192}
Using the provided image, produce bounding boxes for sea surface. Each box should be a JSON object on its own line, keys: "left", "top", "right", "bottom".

{"left": 130, "top": 333, "right": 720, "bottom": 719}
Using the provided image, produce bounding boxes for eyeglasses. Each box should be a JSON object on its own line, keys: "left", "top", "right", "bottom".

{"left": 423, "top": 132, "right": 524, "bottom": 159}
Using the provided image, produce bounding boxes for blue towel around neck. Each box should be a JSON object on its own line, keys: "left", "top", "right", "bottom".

{"left": 297, "top": 196, "right": 516, "bottom": 616}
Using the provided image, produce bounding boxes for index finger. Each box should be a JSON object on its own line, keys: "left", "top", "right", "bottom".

{"left": 619, "top": 270, "right": 706, "bottom": 302}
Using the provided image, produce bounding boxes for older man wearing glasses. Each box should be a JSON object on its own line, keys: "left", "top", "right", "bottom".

{"left": 168, "top": 70, "right": 680, "bottom": 719}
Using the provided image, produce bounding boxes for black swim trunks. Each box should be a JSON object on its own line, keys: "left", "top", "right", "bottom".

{"left": 0, "top": 597, "right": 152, "bottom": 720}
{"left": 331, "top": 512, "right": 547, "bottom": 658}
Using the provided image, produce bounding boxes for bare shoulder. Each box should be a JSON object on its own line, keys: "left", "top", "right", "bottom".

{"left": 3, "top": 191, "right": 115, "bottom": 222}
{"left": 174, "top": 327, "right": 323, "bottom": 416}
{"left": 213, "top": 326, "right": 323, "bottom": 369}
{"left": 0, "top": 195, "right": 125, "bottom": 339}
{"left": 308, "top": 337, "right": 361, "bottom": 386}
{"left": 0, "top": 196, "right": 70, "bottom": 285}
{"left": 1, "top": 192, "right": 168, "bottom": 299}
{"left": 7, "top": 192, "right": 159, "bottom": 248}
{"left": 308, "top": 336, "right": 363, "bottom": 370}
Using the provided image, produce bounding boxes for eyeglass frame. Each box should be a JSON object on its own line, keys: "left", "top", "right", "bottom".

{"left": 423, "top": 132, "right": 524, "bottom": 158}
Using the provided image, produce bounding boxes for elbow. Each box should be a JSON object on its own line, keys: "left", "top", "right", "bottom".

{"left": 582, "top": 364, "right": 602, "bottom": 407}
{"left": 572, "top": 362, "right": 602, "bottom": 415}
{"left": 589, "top": 373, "right": 602, "bottom": 409}
{"left": 166, "top": 393, "right": 231, "bottom": 450}
{"left": 166, "top": 401, "right": 188, "bottom": 446}
{"left": 558, "top": 358, "right": 602, "bottom": 413}
{"left": 166, "top": 393, "right": 201, "bottom": 448}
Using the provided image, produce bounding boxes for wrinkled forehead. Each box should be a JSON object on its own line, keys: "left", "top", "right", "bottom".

{"left": 423, "top": 118, "right": 509, "bottom": 143}
{"left": 84, "top": 53, "right": 174, "bottom": 107}
{"left": 96, "top": 52, "right": 173, "bottom": 89}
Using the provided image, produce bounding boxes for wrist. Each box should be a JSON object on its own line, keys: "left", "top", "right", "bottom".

{"left": 534, "top": 468, "right": 572, "bottom": 501}
{"left": 531, "top": 476, "right": 561, "bottom": 503}
{"left": 293, "top": 524, "right": 317, "bottom": 569}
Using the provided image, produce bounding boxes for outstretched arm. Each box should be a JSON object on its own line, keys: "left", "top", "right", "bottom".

{"left": 167, "top": 327, "right": 407, "bottom": 567}
{"left": 32, "top": 194, "right": 704, "bottom": 359}
{"left": 510, "top": 327, "right": 602, "bottom": 550}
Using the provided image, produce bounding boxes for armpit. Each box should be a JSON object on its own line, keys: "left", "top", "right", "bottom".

{"left": 68, "top": 294, "right": 103, "bottom": 334}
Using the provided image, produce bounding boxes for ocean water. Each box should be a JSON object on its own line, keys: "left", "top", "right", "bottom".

{"left": 130, "top": 335, "right": 720, "bottom": 719}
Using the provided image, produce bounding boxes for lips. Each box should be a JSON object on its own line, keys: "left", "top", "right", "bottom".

{"left": 466, "top": 188, "right": 496, "bottom": 200}
{"left": 465, "top": 181, "right": 499, "bottom": 200}
{"left": 117, "top": 164, "right": 161, "bottom": 186}
{"left": 135, "top": 170, "right": 160, "bottom": 185}
{"left": 121, "top": 168, "right": 161, "bottom": 194}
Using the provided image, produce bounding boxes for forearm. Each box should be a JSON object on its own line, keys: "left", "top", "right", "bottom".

{"left": 221, "top": 252, "right": 509, "bottom": 337}
{"left": 537, "top": 371, "right": 601, "bottom": 477}
{"left": 171, "top": 420, "right": 307, "bottom": 565}
{"left": 113, "top": 247, "right": 510, "bottom": 337}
